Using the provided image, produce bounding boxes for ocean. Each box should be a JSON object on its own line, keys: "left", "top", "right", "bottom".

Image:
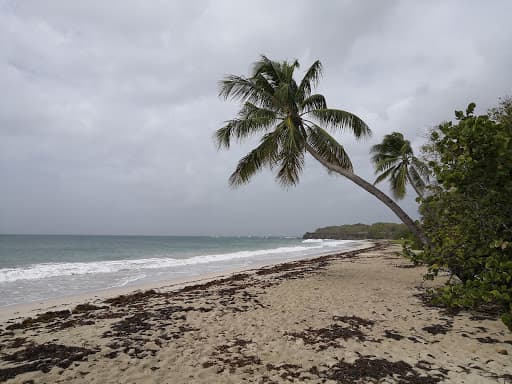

{"left": 0, "top": 235, "right": 364, "bottom": 308}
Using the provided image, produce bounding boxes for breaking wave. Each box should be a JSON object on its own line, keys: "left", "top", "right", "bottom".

{"left": 0, "top": 240, "right": 354, "bottom": 283}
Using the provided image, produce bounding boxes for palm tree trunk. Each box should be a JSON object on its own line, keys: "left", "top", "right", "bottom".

{"left": 306, "top": 144, "right": 430, "bottom": 247}
{"left": 406, "top": 172, "right": 424, "bottom": 198}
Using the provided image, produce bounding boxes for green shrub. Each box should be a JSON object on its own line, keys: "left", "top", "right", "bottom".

{"left": 420, "top": 101, "right": 512, "bottom": 331}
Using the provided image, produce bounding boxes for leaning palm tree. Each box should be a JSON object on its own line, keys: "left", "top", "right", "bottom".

{"left": 370, "top": 132, "right": 429, "bottom": 199}
{"left": 215, "top": 56, "right": 428, "bottom": 246}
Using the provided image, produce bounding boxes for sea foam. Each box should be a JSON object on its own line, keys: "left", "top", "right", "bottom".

{"left": 0, "top": 240, "right": 352, "bottom": 283}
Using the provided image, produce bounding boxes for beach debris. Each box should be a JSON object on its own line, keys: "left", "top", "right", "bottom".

{"left": 383, "top": 329, "right": 405, "bottom": 340}
{"left": 202, "top": 338, "right": 261, "bottom": 375}
{"left": 332, "top": 315, "right": 375, "bottom": 328}
{"left": 57, "top": 318, "right": 95, "bottom": 330}
{"left": 72, "top": 303, "right": 107, "bottom": 314}
{"left": 287, "top": 315, "right": 375, "bottom": 350}
{"left": 422, "top": 319, "right": 453, "bottom": 335}
{"left": 108, "top": 312, "right": 152, "bottom": 336}
{"left": 0, "top": 342, "right": 98, "bottom": 382}
{"left": 104, "top": 289, "right": 160, "bottom": 306}
{"left": 176, "top": 273, "right": 250, "bottom": 295}
{"left": 265, "top": 363, "right": 304, "bottom": 381}
{"left": 5, "top": 310, "right": 71, "bottom": 330}
{"left": 159, "top": 325, "right": 199, "bottom": 341}
{"left": 0, "top": 337, "right": 27, "bottom": 351}
{"left": 287, "top": 324, "right": 366, "bottom": 350}
{"left": 476, "top": 336, "right": 503, "bottom": 344}
{"left": 317, "top": 357, "right": 443, "bottom": 383}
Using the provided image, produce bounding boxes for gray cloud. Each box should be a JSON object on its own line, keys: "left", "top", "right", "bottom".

{"left": 1, "top": 0, "right": 511, "bottom": 235}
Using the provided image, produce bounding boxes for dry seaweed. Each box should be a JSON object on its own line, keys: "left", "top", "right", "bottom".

{"left": 384, "top": 330, "right": 404, "bottom": 340}
{"left": 5, "top": 310, "right": 71, "bottom": 330}
{"left": 72, "top": 303, "right": 107, "bottom": 314}
{"left": 319, "top": 357, "right": 442, "bottom": 384}
{"left": 0, "top": 343, "right": 98, "bottom": 382}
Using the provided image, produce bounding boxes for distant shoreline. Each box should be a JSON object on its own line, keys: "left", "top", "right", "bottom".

{"left": 302, "top": 222, "right": 409, "bottom": 240}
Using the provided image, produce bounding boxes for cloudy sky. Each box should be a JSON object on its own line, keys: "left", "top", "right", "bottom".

{"left": 1, "top": 1, "right": 511, "bottom": 236}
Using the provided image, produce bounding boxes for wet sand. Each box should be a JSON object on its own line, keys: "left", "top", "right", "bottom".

{"left": 0, "top": 242, "right": 510, "bottom": 383}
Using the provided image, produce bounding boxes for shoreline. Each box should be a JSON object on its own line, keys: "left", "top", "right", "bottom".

{"left": 0, "top": 241, "right": 374, "bottom": 323}
{"left": 1, "top": 241, "right": 510, "bottom": 384}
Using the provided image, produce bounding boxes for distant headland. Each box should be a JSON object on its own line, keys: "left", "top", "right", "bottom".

{"left": 302, "top": 222, "right": 409, "bottom": 240}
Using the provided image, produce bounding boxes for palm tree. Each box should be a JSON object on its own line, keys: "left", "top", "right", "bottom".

{"left": 370, "top": 132, "right": 429, "bottom": 199}
{"left": 215, "top": 56, "right": 428, "bottom": 246}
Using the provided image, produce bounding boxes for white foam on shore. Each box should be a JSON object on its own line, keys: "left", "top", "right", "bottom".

{"left": 0, "top": 240, "right": 353, "bottom": 283}
{"left": 113, "top": 273, "right": 148, "bottom": 288}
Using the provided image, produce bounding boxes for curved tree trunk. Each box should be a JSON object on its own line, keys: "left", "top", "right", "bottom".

{"left": 406, "top": 172, "right": 424, "bottom": 199}
{"left": 306, "top": 144, "right": 430, "bottom": 247}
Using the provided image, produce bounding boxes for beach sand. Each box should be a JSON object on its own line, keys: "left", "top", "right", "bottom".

{"left": 0, "top": 242, "right": 510, "bottom": 383}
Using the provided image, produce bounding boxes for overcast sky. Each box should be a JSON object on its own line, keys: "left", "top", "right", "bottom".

{"left": 1, "top": 1, "right": 511, "bottom": 236}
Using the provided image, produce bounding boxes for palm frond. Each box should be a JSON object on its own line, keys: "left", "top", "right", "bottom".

{"left": 411, "top": 157, "right": 431, "bottom": 181}
{"left": 214, "top": 125, "right": 232, "bottom": 149}
{"left": 370, "top": 132, "right": 407, "bottom": 159}
{"left": 215, "top": 103, "right": 278, "bottom": 148}
{"left": 275, "top": 118, "right": 305, "bottom": 186}
{"left": 408, "top": 166, "right": 427, "bottom": 192}
{"left": 374, "top": 157, "right": 399, "bottom": 172}
{"left": 298, "top": 60, "right": 322, "bottom": 101}
{"left": 399, "top": 141, "right": 413, "bottom": 157}
{"left": 274, "top": 83, "right": 291, "bottom": 110}
{"left": 218, "top": 75, "right": 275, "bottom": 110}
{"left": 390, "top": 164, "right": 408, "bottom": 199}
{"left": 370, "top": 143, "right": 385, "bottom": 164}
{"left": 228, "top": 131, "right": 279, "bottom": 187}
{"left": 309, "top": 108, "right": 371, "bottom": 138}
{"left": 226, "top": 116, "right": 277, "bottom": 141}
{"left": 253, "top": 55, "right": 284, "bottom": 85}
{"left": 252, "top": 73, "right": 277, "bottom": 103}
{"left": 306, "top": 123, "right": 353, "bottom": 171}
{"left": 238, "top": 102, "right": 279, "bottom": 120}
{"left": 370, "top": 142, "right": 394, "bottom": 159}
{"left": 370, "top": 142, "right": 401, "bottom": 167}
{"left": 282, "top": 59, "right": 300, "bottom": 83}
{"left": 275, "top": 150, "right": 304, "bottom": 186}
{"left": 301, "top": 94, "right": 327, "bottom": 113}
{"left": 218, "top": 75, "right": 253, "bottom": 100}
{"left": 374, "top": 167, "right": 396, "bottom": 185}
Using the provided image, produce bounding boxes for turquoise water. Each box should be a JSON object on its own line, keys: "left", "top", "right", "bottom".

{"left": 0, "top": 235, "right": 363, "bottom": 307}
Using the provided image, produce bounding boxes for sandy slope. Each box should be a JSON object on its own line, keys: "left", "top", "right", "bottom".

{"left": 0, "top": 242, "right": 510, "bottom": 383}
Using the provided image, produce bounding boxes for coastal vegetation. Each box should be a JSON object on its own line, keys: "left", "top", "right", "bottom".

{"left": 303, "top": 222, "right": 409, "bottom": 240}
{"left": 416, "top": 100, "right": 512, "bottom": 330}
